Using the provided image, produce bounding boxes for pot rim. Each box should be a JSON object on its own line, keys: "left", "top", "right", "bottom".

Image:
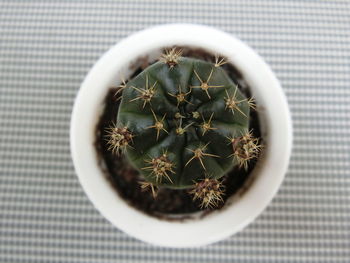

{"left": 70, "top": 23, "right": 293, "bottom": 248}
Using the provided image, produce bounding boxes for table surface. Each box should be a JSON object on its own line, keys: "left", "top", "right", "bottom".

{"left": 1, "top": 1, "right": 349, "bottom": 262}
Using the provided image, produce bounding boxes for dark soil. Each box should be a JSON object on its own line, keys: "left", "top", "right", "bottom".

{"left": 94, "top": 47, "right": 262, "bottom": 219}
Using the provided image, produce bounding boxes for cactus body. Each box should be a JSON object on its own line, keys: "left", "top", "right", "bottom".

{"left": 116, "top": 56, "right": 251, "bottom": 188}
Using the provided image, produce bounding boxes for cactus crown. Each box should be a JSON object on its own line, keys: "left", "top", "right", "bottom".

{"left": 107, "top": 48, "right": 260, "bottom": 208}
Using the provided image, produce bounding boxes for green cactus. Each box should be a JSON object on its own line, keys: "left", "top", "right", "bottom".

{"left": 107, "top": 48, "right": 260, "bottom": 208}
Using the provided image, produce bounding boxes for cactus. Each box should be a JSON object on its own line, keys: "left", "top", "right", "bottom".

{"left": 107, "top": 48, "right": 260, "bottom": 208}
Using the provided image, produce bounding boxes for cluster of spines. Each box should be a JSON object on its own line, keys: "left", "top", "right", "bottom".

{"left": 106, "top": 125, "right": 134, "bottom": 154}
{"left": 185, "top": 142, "right": 219, "bottom": 170}
{"left": 175, "top": 118, "right": 194, "bottom": 135}
{"left": 141, "top": 151, "right": 175, "bottom": 184}
{"left": 106, "top": 48, "right": 261, "bottom": 208}
{"left": 160, "top": 48, "right": 183, "bottom": 68}
{"left": 189, "top": 178, "right": 225, "bottom": 208}
{"left": 168, "top": 85, "right": 192, "bottom": 107}
{"left": 227, "top": 131, "right": 262, "bottom": 170}
{"left": 129, "top": 75, "right": 157, "bottom": 109}
{"left": 147, "top": 109, "right": 168, "bottom": 140}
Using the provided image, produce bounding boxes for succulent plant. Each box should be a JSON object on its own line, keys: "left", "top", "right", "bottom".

{"left": 107, "top": 48, "right": 260, "bottom": 208}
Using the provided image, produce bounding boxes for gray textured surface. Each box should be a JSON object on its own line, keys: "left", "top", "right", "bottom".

{"left": 1, "top": 1, "right": 349, "bottom": 262}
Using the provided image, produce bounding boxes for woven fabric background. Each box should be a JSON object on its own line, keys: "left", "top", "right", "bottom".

{"left": 1, "top": 1, "right": 349, "bottom": 262}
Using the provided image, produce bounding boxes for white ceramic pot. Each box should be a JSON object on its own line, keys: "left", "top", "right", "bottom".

{"left": 70, "top": 24, "right": 292, "bottom": 248}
